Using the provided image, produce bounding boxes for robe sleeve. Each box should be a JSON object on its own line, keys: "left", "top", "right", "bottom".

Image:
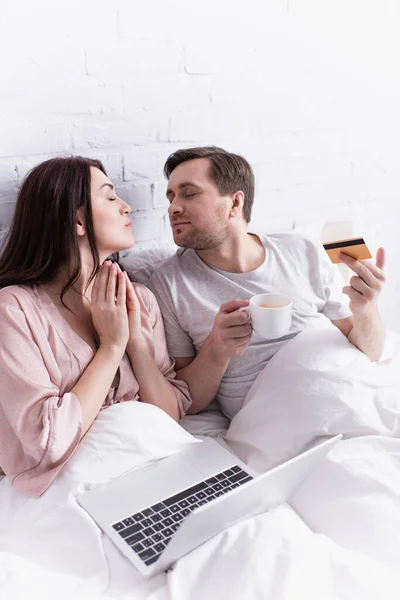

{"left": 138, "top": 285, "right": 193, "bottom": 418}
{"left": 0, "top": 295, "right": 83, "bottom": 497}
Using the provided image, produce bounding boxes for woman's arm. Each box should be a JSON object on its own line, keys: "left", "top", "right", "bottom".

{"left": 0, "top": 263, "right": 129, "bottom": 497}
{"left": 72, "top": 344, "right": 125, "bottom": 435}
{"left": 124, "top": 272, "right": 192, "bottom": 421}
{"left": 126, "top": 340, "right": 180, "bottom": 421}
{"left": 0, "top": 300, "right": 84, "bottom": 497}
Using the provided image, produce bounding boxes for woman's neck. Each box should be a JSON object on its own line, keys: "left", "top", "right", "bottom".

{"left": 42, "top": 262, "right": 96, "bottom": 311}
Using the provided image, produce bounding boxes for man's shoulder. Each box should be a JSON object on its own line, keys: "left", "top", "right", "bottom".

{"left": 151, "top": 247, "right": 196, "bottom": 283}
{"left": 258, "top": 229, "right": 316, "bottom": 244}
{"left": 259, "top": 230, "right": 320, "bottom": 256}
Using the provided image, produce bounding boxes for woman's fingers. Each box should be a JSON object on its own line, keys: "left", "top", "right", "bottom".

{"left": 97, "top": 260, "right": 112, "bottom": 303}
{"left": 113, "top": 263, "right": 128, "bottom": 307}
{"left": 116, "top": 268, "right": 126, "bottom": 307}
{"left": 104, "top": 262, "right": 116, "bottom": 304}
{"left": 93, "top": 262, "right": 130, "bottom": 308}
{"left": 125, "top": 272, "right": 139, "bottom": 309}
{"left": 91, "top": 266, "right": 100, "bottom": 304}
{"left": 94, "top": 261, "right": 112, "bottom": 304}
{"left": 90, "top": 262, "right": 129, "bottom": 350}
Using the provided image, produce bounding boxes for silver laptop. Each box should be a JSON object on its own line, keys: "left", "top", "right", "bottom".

{"left": 78, "top": 435, "right": 341, "bottom": 577}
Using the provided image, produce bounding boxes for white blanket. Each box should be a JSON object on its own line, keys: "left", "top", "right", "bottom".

{"left": 2, "top": 323, "right": 400, "bottom": 600}
{"left": 225, "top": 318, "right": 400, "bottom": 471}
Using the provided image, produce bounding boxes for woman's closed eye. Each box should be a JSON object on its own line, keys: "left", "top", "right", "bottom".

{"left": 108, "top": 197, "right": 117, "bottom": 201}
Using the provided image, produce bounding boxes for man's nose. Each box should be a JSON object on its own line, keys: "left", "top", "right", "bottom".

{"left": 168, "top": 198, "right": 183, "bottom": 215}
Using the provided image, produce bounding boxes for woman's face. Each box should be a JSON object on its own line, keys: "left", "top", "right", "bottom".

{"left": 87, "top": 167, "right": 135, "bottom": 258}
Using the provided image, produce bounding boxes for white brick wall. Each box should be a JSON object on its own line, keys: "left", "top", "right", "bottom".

{"left": 0, "top": 0, "right": 399, "bottom": 331}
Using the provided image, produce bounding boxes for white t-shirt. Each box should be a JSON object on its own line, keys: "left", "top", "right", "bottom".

{"left": 149, "top": 232, "right": 351, "bottom": 419}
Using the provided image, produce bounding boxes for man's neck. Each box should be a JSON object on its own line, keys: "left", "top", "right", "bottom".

{"left": 195, "top": 232, "right": 265, "bottom": 273}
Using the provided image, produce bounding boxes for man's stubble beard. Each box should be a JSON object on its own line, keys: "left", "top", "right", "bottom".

{"left": 173, "top": 223, "right": 229, "bottom": 251}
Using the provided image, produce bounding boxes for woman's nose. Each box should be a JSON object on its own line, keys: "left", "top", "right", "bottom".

{"left": 122, "top": 201, "right": 131, "bottom": 214}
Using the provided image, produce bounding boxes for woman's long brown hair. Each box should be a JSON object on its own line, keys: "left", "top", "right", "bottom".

{"left": 0, "top": 156, "right": 113, "bottom": 303}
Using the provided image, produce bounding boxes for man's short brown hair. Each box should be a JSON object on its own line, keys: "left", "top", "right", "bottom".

{"left": 163, "top": 146, "right": 255, "bottom": 223}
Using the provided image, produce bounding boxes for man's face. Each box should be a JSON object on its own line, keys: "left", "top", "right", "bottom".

{"left": 166, "top": 158, "right": 232, "bottom": 250}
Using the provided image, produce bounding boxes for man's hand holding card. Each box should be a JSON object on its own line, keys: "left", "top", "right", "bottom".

{"left": 339, "top": 247, "right": 386, "bottom": 317}
{"left": 324, "top": 237, "right": 386, "bottom": 316}
{"left": 323, "top": 236, "right": 386, "bottom": 360}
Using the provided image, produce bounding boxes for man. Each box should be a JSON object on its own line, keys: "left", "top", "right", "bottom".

{"left": 149, "top": 146, "right": 386, "bottom": 419}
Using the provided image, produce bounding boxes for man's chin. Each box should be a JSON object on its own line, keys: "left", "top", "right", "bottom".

{"left": 172, "top": 230, "right": 219, "bottom": 250}
{"left": 172, "top": 233, "right": 191, "bottom": 248}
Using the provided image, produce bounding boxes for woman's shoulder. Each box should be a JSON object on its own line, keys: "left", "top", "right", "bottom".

{"left": 0, "top": 285, "right": 44, "bottom": 331}
{"left": 0, "top": 284, "right": 38, "bottom": 306}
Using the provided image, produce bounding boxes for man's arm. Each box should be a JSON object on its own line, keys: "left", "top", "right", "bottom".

{"left": 174, "top": 342, "right": 229, "bottom": 415}
{"left": 332, "top": 313, "right": 386, "bottom": 362}
{"left": 331, "top": 248, "right": 386, "bottom": 362}
{"left": 174, "top": 300, "right": 252, "bottom": 415}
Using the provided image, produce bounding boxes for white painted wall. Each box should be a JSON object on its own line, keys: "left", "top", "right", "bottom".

{"left": 1, "top": 0, "right": 399, "bottom": 330}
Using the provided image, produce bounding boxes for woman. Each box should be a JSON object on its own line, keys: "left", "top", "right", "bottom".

{"left": 0, "top": 157, "right": 192, "bottom": 498}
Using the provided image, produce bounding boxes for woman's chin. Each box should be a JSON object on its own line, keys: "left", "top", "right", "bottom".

{"left": 101, "top": 234, "right": 136, "bottom": 257}
{"left": 124, "top": 238, "right": 136, "bottom": 250}
{"left": 117, "top": 236, "right": 136, "bottom": 252}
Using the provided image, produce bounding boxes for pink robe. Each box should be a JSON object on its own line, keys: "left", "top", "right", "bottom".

{"left": 0, "top": 283, "right": 192, "bottom": 497}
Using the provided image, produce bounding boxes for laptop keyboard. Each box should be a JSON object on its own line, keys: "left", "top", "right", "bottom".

{"left": 112, "top": 465, "right": 253, "bottom": 566}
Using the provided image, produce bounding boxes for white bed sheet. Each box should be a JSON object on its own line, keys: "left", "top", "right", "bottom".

{"left": 1, "top": 323, "right": 400, "bottom": 600}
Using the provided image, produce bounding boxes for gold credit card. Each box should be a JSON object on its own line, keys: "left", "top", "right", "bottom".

{"left": 323, "top": 237, "right": 372, "bottom": 264}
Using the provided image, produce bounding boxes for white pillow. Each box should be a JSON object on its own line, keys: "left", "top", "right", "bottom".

{"left": 224, "top": 319, "right": 400, "bottom": 472}
{"left": 291, "top": 435, "right": 400, "bottom": 572}
{"left": 58, "top": 402, "right": 200, "bottom": 490}
{"left": 119, "top": 241, "right": 178, "bottom": 286}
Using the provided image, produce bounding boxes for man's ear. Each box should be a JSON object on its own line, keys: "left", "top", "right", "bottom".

{"left": 229, "top": 191, "right": 245, "bottom": 219}
{"left": 76, "top": 208, "right": 86, "bottom": 237}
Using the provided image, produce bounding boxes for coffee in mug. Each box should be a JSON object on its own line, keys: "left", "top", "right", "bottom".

{"left": 240, "top": 293, "right": 292, "bottom": 339}
{"left": 259, "top": 303, "right": 286, "bottom": 309}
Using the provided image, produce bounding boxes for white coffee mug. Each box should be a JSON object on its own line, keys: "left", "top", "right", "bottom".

{"left": 241, "top": 293, "right": 293, "bottom": 339}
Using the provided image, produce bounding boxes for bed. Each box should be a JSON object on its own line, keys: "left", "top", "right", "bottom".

{"left": 1, "top": 232, "right": 400, "bottom": 600}
{"left": 1, "top": 316, "right": 400, "bottom": 599}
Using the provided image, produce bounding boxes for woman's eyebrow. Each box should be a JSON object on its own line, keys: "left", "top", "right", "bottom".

{"left": 98, "top": 183, "right": 115, "bottom": 192}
